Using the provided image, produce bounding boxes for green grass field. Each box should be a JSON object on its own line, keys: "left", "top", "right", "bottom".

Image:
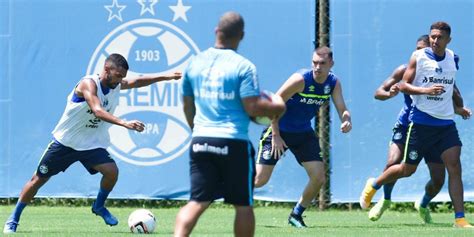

{"left": 1, "top": 205, "right": 473, "bottom": 236}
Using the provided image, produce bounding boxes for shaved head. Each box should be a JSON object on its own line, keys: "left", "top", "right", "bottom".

{"left": 217, "top": 11, "right": 244, "bottom": 39}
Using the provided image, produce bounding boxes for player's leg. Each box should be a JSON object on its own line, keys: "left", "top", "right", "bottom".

{"left": 441, "top": 146, "right": 472, "bottom": 228}
{"left": 175, "top": 137, "right": 223, "bottom": 236}
{"left": 174, "top": 201, "right": 211, "bottom": 237}
{"left": 255, "top": 127, "right": 280, "bottom": 187}
{"left": 223, "top": 139, "right": 256, "bottom": 237}
{"left": 83, "top": 149, "right": 119, "bottom": 226}
{"left": 4, "top": 140, "right": 73, "bottom": 234}
{"left": 287, "top": 131, "right": 322, "bottom": 228}
{"left": 287, "top": 160, "right": 324, "bottom": 228}
{"left": 3, "top": 174, "right": 50, "bottom": 234}
{"left": 437, "top": 124, "right": 472, "bottom": 228}
{"left": 361, "top": 123, "right": 424, "bottom": 209}
{"left": 234, "top": 205, "right": 255, "bottom": 237}
{"left": 369, "top": 141, "right": 405, "bottom": 221}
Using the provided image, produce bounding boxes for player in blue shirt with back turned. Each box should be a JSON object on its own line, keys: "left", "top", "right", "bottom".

{"left": 174, "top": 11, "right": 286, "bottom": 237}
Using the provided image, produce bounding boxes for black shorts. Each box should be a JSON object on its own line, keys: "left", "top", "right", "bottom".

{"left": 391, "top": 122, "right": 408, "bottom": 145}
{"left": 256, "top": 127, "right": 322, "bottom": 166}
{"left": 36, "top": 140, "right": 115, "bottom": 177}
{"left": 391, "top": 123, "right": 442, "bottom": 164}
{"left": 189, "top": 137, "right": 256, "bottom": 206}
{"left": 403, "top": 123, "right": 461, "bottom": 165}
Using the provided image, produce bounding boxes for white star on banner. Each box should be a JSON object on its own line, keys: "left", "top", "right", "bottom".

{"left": 104, "top": 0, "right": 127, "bottom": 22}
{"left": 169, "top": 0, "right": 191, "bottom": 22}
{"left": 137, "top": 0, "right": 158, "bottom": 16}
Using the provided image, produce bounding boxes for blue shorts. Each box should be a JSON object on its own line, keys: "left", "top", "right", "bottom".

{"left": 391, "top": 122, "right": 408, "bottom": 145}
{"left": 189, "top": 137, "right": 255, "bottom": 206}
{"left": 36, "top": 140, "right": 115, "bottom": 177}
{"left": 403, "top": 123, "right": 461, "bottom": 165}
{"left": 256, "top": 127, "right": 322, "bottom": 166}
{"left": 391, "top": 122, "right": 443, "bottom": 164}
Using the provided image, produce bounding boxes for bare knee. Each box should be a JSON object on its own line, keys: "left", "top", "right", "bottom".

{"left": 96, "top": 163, "right": 119, "bottom": 181}
{"left": 401, "top": 164, "right": 417, "bottom": 177}
{"left": 254, "top": 174, "right": 269, "bottom": 188}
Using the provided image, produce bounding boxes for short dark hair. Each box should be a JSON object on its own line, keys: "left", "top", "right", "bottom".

{"left": 417, "top": 34, "right": 429, "bottom": 45}
{"left": 217, "top": 12, "right": 244, "bottom": 39}
{"left": 314, "top": 46, "right": 333, "bottom": 60}
{"left": 430, "top": 21, "right": 451, "bottom": 36}
{"left": 105, "top": 53, "right": 129, "bottom": 70}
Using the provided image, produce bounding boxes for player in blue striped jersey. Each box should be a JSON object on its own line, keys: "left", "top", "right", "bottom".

{"left": 255, "top": 47, "right": 352, "bottom": 228}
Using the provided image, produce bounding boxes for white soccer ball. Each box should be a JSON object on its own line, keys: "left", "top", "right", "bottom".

{"left": 252, "top": 90, "right": 275, "bottom": 126}
{"left": 128, "top": 209, "right": 157, "bottom": 234}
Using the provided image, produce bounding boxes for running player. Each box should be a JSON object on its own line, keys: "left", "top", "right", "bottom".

{"left": 254, "top": 46, "right": 352, "bottom": 228}
{"left": 360, "top": 21, "right": 473, "bottom": 228}
{"left": 3, "top": 54, "right": 181, "bottom": 234}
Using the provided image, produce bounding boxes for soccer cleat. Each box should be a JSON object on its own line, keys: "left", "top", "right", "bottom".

{"left": 359, "top": 178, "right": 377, "bottom": 209}
{"left": 92, "top": 202, "right": 118, "bottom": 226}
{"left": 288, "top": 213, "right": 307, "bottom": 228}
{"left": 368, "top": 198, "right": 391, "bottom": 221}
{"left": 414, "top": 200, "right": 432, "bottom": 224}
{"left": 3, "top": 221, "right": 18, "bottom": 234}
{"left": 454, "top": 218, "right": 474, "bottom": 228}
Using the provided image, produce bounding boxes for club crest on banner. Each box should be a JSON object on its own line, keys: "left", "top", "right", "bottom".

{"left": 87, "top": 0, "right": 198, "bottom": 166}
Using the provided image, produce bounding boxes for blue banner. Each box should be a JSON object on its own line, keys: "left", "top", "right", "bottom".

{"left": 0, "top": 0, "right": 315, "bottom": 200}
{"left": 330, "top": 0, "right": 474, "bottom": 203}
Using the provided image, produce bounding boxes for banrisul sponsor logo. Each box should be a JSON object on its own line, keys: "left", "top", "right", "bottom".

{"left": 87, "top": 0, "right": 198, "bottom": 166}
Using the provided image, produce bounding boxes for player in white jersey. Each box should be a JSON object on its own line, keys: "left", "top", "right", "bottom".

{"left": 359, "top": 22, "right": 473, "bottom": 228}
{"left": 3, "top": 54, "right": 182, "bottom": 234}
{"left": 174, "top": 12, "right": 285, "bottom": 237}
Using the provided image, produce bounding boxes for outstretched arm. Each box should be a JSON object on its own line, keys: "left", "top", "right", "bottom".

{"left": 121, "top": 72, "right": 182, "bottom": 89}
{"left": 374, "top": 65, "right": 406, "bottom": 100}
{"left": 76, "top": 79, "right": 145, "bottom": 131}
{"left": 332, "top": 80, "right": 351, "bottom": 133}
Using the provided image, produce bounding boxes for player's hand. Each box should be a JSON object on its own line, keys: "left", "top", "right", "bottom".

{"left": 388, "top": 84, "right": 400, "bottom": 97}
{"left": 271, "top": 135, "right": 287, "bottom": 160}
{"left": 455, "top": 106, "right": 472, "bottom": 120}
{"left": 340, "top": 121, "right": 352, "bottom": 133}
{"left": 124, "top": 120, "right": 145, "bottom": 132}
{"left": 426, "top": 84, "right": 445, "bottom": 95}
{"left": 165, "top": 72, "right": 182, "bottom": 81}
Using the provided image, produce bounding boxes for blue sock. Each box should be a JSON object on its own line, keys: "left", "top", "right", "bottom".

{"left": 8, "top": 202, "right": 27, "bottom": 223}
{"left": 292, "top": 203, "right": 306, "bottom": 216}
{"left": 383, "top": 183, "right": 394, "bottom": 200}
{"left": 94, "top": 188, "right": 111, "bottom": 209}
{"left": 371, "top": 180, "right": 382, "bottom": 190}
{"left": 419, "top": 193, "right": 434, "bottom": 208}
{"left": 455, "top": 212, "right": 465, "bottom": 219}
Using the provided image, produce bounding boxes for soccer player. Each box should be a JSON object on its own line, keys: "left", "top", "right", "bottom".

{"left": 368, "top": 34, "right": 468, "bottom": 222}
{"left": 173, "top": 12, "right": 286, "bottom": 237}
{"left": 360, "top": 21, "right": 473, "bottom": 228}
{"left": 254, "top": 46, "right": 352, "bottom": 228}
{"left": 2, "top": 54, "right": 182, "bottom": 234}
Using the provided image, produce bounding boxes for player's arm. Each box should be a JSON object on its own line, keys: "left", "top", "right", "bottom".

{"left": 331, "top": 80, "right": 351, "bottom": 133}
{"left": 453, "top": 83, "right": 472, "bottom": 120}
{"left": 374, "top": 65, "right": 405, "bottom": 100}
{"left": 120, "top": 72, "right": 182, "bottom": 89}
{"left": 399, "top": 54, "right": 444, "bottom": 95}
{"left": 267, "top": 73, "right": 304, "bottom": 159}
{"left": 76, "top": 79, "right": 145, "bottom": 132}
{"left": 182, "top": 96, "right": 196, "bottom": 129}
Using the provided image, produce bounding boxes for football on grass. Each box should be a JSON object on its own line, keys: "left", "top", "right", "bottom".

{"left": 128, "top": 209, "right": 156, "bottom": 234}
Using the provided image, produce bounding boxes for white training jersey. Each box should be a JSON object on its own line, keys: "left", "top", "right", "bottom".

{"left": 412, "top": 48, "right": 456, "bottom": 120}
{"left": 52, "top": 75, "right": 120, "bottom": 150}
